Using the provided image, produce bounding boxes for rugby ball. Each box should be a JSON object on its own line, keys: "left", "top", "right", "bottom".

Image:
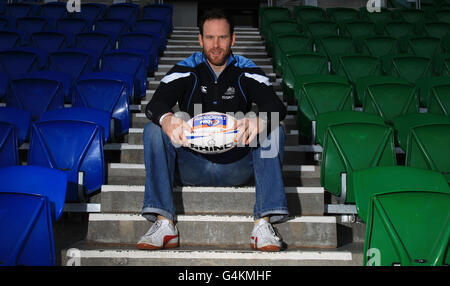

{"left": 184, "top": 112, "right": 238, "bottom": 154}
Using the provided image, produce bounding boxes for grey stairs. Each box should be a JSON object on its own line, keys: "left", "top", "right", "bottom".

{"left": 60, "top": 26, "right": 364, "bottom": 266}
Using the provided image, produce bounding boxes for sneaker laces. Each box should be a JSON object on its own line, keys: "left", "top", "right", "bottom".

{"left": 144, "top": 220, "right": 162, "bottom": 237}
{"left": 266, "top": 223, "right": 281, "bottom": 242}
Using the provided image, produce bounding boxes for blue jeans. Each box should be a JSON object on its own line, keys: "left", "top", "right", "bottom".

{"left": 141, "top": 121, "right": 289, "bottom": 224}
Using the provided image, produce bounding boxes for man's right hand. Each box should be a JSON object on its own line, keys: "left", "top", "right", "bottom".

{"left": 160, "top": 113, "right": 192, "bottom": 147}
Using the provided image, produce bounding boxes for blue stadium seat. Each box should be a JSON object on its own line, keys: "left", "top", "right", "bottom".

{"left": 39, "top": 107, "right": 111, "bottom": 143}
{"left": 7, "top": 78, "right": 64, "bottom": 122}
{"left": 101, "top": 50, "right": 147, "bottom": 101}
{"left": 15, "top": 70, "right": 72, "bottom": 104}
{"left": 56, "top": 17, "right": 90, "bottom": 46}
{"left": 5, "top": 3, "right": 36, "bottom": 27}
{"left": 0, "top": 30, "right": 20, "bottom": 49}
{"left": 132, "top": 19, "right": 167, "bottom": 53}
{"left": 37, "top": 1, "right": 68, "bottom": 29}
{"left": 0, "top": 49, "right": 40, "bottom": 78}
{"left": 142, "top": 4, "right": 173, "bottom": 34}
{"left": 31, "top": 31, "right": 67, "bottom": 54}
{"left": 28, "top": 120, "right": 104, "bottom": 202}
{"left": 15, "top": 16, "right": 48, "bottom": 45}
{"left": 0, "top": 165, "right": 68, "bottom": 266}
{"left": 107, "top": 3, "right": 139, "bottom": 27}
{"left": 0, "top": 106, "right": 32, "bottom": 146}
{"left": 73, "top": 2, "right": 106, "bottom": 27}
{"left": 93, "top": 18, "right": 127, "bottom": 43}
{"left": 0, "top": 18, "right": 9, "bottom": 30}
{"left": 74, "top": 32, "right": 114, "bottom": 67}
{"left": 73, "top": 77, "right": 130, "bottom": 137}
{"left": 49, "top": 49, "right": 96, "bottom": 89}
{"left": 80, "top": 71, "right": 133, "bottom": 101}
{"left": 117, "top": 32, "right": 159, "bottom": 72}
{"left": 0, "top": 122, "right": 18, "bottom": 167}
{"left": 13, "top": 46, "right": 48, "bottom": 70}
{"left": 0, "top": 72, "right": 9, "bottom": 100}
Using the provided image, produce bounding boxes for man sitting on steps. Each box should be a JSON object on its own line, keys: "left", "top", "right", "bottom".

{"left": 137, "top": 9, "right": 289, "bottom": 252}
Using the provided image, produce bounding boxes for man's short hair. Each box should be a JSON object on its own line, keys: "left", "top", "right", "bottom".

{"left": 199, "top": 9, "right": 234, "bottom": 36}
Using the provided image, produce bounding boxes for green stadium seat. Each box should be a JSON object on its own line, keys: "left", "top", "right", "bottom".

{"left": 304, "top": 20, "right": 339, "bottom": 39}
{"left": 415, "top": 76, "right": 450, "bottom": 107}
{"left": 354, "top": 75, "right": 411, "bottom": 107}
{"left": 321, "top": 122, "right": 396, "bottom": 203}
{"left": 387, "top": 55, "right": 435, "bottom": 83}
{"left": 315, "top": 111, "right": 385, "bottom": 146}
{"left": 363, "top": 82, "right": 419, "bottom": 124}
{"left": 326, "top": 7, "right": 359, "bottom": 23}
{"left": 340, "top": 20, "right": 377, "bottom": 49}
{"left": 360, "top": 7, "right": 393, "bottom": 35}
{"left": 295, "top": 80, "right": 354, "bottom": 140}
{"left": 361, "top": 36, "right": 399, "bottom": 57}
{"left": 406, "top": 36, "right": 442, "bottom": 58}
{"left": 384, "top": 21, "right": 416, "bottom": 39}
{"left": 393, "top": 8, "right": 426, "bottom": 25}
{"left": 281, "top": 52, "right": 329, "bottom": 99}
{"left": 294, "top": 74, "right": 349, "bottom": 100}
{"left": 293, "top": 6, "right": 326, "bottom": 25}
{"left": 406, "top": 124, "right": 450, "bottom": 183}
{"left": 428, "top": 84, "right": 450, "bottom": 115}
{"left": 266, "top": 20, "right": 299, "bottom": 55}
{"left": 423, "top": 22, "right": 450, "bottom": 39}
{"left": 272, "top": 33, "right": 314, "bottom": 75}
{"left": 443, "top": 55, "right": 450, "bottom": 75}
{"left": 259, "top": 7, "right": 291, "bottom": 39}
{"left": 315, "top": 36, "right": 358, "bottom": 72}
{"left": 334, "top": 54, "right": 384, "bottom": 84}
{"left": 392, "top": 113, "right": 450, "bottom": 150}
{"left": 351, "top": 166, "right": 450, "bottom": 266}
{"left": 435, "top": 9, "right": 450, "bottom": 24}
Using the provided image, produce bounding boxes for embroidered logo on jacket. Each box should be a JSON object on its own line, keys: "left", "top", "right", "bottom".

{"left": 223, "top": 86, "right": 235, "bottom": 99}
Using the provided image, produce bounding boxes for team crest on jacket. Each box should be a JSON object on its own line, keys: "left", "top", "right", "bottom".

{"left": 200, "top": 86, "right": 208, "bottom": 94}
{"left": 223, "top": 86, "right": 235, "bottom": 99}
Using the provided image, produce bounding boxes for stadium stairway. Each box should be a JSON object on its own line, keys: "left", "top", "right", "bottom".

{"left": 57, "top": 26, "right": 365, "bottom": 266}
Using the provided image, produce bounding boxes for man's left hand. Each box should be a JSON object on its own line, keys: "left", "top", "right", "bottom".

{"left": 234, "top": 117, "right": 267, "bottom": 146}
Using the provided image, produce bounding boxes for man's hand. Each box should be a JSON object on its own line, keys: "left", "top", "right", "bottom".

{"left": 234, "top": 117, "right": 267, "bottom": 146}
{"left": 161, "top": 113, "right": 192, "bottom": 147}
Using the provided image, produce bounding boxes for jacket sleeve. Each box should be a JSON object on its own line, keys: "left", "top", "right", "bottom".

{"left": 145, "top": 66, "right": 192, "bottom": 126}
{"left": 240, "top": 68, "right": 287, "bottom": 126}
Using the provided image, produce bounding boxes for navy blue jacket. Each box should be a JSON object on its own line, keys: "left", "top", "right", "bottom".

{"left": 145, "top": 51, "right": 287, "bottom": 163}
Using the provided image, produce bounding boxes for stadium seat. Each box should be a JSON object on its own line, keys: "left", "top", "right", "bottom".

{"left": 117, "top": 32, "right": 159, "bottom": 73}
{"left": 0, "top": 18, "right": 9, "bottom": 30}
{"left": 73, "top": 2, "right": 106, "bottom": 27}
{"left": 7, "top": 78, "right": 64, "bottom": 122}
{"left": 0, "top": 72, "right": 9, "bottom": 100}
{"left": 321, "top": 122, "right": 396, "bottom": 203}
{"left": 38, "top": 1, "right": 68, "bottom": 29}
{"left": 393, "top": 8, "right": 426, "bottom": 24}
{"left": 428, "top": 84, "right": 450, "bottom": 115}
{"left": 406, "top": 37, "right": 443, "bottom": 70}
{"left": 315, "top": 36, "right": 358, "bottom": 72}
{"left": 361, "top": 36, "right": 399, "bottom": 59}
{"left": 326, "top": 7, "right": 359, "bottom": 23}
{"left": 340, "top": 20, "right": 377, "bottom": 46}
{"left": 304, "top": 20, "right": 339, "bottom": 39}
{"left": 423, "top": 22, "right": 450, "bottom": 39}
{"left": 360, "top": 7, "right": 392, "bottom": 35}
{"left": 296, "top": 80, "right": 354, "bottom": 140}
{"left": 0, "top": 122, "right": 18, "bottom": 167}
{"left": 0, "top": 49, "right": 39, "bottom": 78}
{"left": 0, "top": 30, "right": 20, "bottom": 50}
{"left": 28, "top": 120, "right": 104, "bottom": 202}
{"left": 259, "top": 7, "right": 291, "bottom": 39}
{"left": 281, "top": 52, "right": 329, "bottom": 99}
{"left": 5, "top": 3, "right": 36, "bottom": 27}
{"left": 80, "top": 71, "right": 133, "bottom": 102}
{"left": 0, "top": 106, "right": 32, "bottom": 146}
{"left": 293, "top": 6, "right": 326, "bottom": 25}
{"left": 93, "top": 18, "right": 128, "bottom": 43}
{"left": 132, "top": 19, "right": 167, "bottom": 53}
{"left": 0, "top": 165, "right": 68, "bottom": 265}
{"left": 101, "top": 50, "right": 147, "bottom": 101}
{"left": 72, "top": 77, "right": 130, "bottom": 137}
{"left": 272, "top": 33, "right": 314, "bottom": 75}
{"left": 415, "top": 76, "right": 450, "bottom": 107}
{"left": 392, "top": 113, "right": 450, "bottom": 150}
{"left": 383, "top": 21, "right": 416, "bottom": 39}
{"left": 31, "top": 31, "right": 67, "bottom": 54}
{"left": 266, "top": 20, "right": 299, "bottom": 55}
{"left": 354, "top": 75, "right": 411, "bottom": 106}
{"left": 334, "top": 54, "right": 384, "bottom": 84}
{"left": 56, "top": 17, "right": 90, "bottom": 46}
{"left": 39, "top": 107, "right": 112, "bottom": 143}
{"left": 436, "top": 9, "right": 450, "bottom": 24}
{"left": 141, "top": 4, "right": 173, "bottom": 34}
{"left": 351, "top": 166, "right": 450, "bottom": 266}
{"left": 315, "top": 111, "right": 385, "bottom": 146}
{"left": 363, "top": 82, "right": 419, "bottom": 124}
{"left": 15, "top": 16, "right": 48, "bottom": 45}
{"left": 107, "top": 3, "right": 139, "bottom": 26}
{"left": 73, "top": 32, "right": 114, "bottom": 67}
{"left": 387, "top": 55, "right": 434, "bottom": 83}
{"left": 406, "top": 124, "right": 450, "bottom": 182}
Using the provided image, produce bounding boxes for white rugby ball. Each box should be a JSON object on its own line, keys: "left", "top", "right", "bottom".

{"left": 184, "top": 112, "right": 238, "bottom": 154}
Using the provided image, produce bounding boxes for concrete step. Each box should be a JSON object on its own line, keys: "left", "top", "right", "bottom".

{"left": 85, "top": 214, "right": 338, "bottom": 248}
{"left": 163, "top": 50, "right": 270, "bottom": 59}
{"left": 105, "top": 163, "right": 321, "bottom": 187}
{"left": 99, "top": 185, "right": 325, "bottom": 216}
{"left": 168, "top": 39, "right": 266, "bottom": 47}
{"left": 166, "top": 45, "right": 267, "bottom": 52}
{"left": 154, "top": 68, "right": 276, "bottom": 80}
{"left": 169, "top": 34, "right": 263, "bottom": 41}
{"left": 61, "top": 243, "right": 363, "bottom": 266}
{"left": 159, "top": 56, "right": 272, "bottom": 66}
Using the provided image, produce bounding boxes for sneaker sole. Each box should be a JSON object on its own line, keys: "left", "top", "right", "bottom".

{"left": 136, "top": 242, "right": 179, "bottom": 250}
{"left": 250, "top": 243, "right": 281, "bottom": 252}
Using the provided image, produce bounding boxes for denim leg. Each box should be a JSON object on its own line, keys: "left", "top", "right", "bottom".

{"left": 252, "top": 125, "right": 289, "bottom": 224}
{"left": 141, "top": 121, "right": 177, "bottom": 222}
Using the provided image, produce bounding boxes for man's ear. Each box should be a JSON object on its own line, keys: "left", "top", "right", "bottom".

{"left": 231, "top": 32, "right": 236, "bottom": 47}
{"left": 198, "top": 33, "right": 204, "bottom": 47}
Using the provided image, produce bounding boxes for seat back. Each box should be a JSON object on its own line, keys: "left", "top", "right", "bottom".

{"left": 407, "top": 36, "right": 443, "bottom": 59}
{"left": 56, "top": 18, "right": 90, "bottom": 45}
{"left": 406, "top": 124, "right": 450, "bottom": 183}
{"left": 362, "top": 36, "right": 398, "bottom": 58}
{"left": 315, "top": 111, "right": 385, "bottom": 146}
{"left": 305, "top": 20, "right": 339, "bottom": 39}
{"left": 384, "top": 21, "right": 416, "bottom": 39}
{"left": 73, "top": 78, "right": 130, "bottom": 137}
{"left": 0, "top": 31, "right": 20, "bottom": 49}
{"left": 49, "top": 50, "right": 95, "bottom": 83}
{"left": 341, "top": 20, "right": 377, "bottom": 40}
{"left": 321, "top": 123, "right": 396, "bottom": 203}
{"left": 258, "top": 7, "right": 291, "bottom": 38}
{"left": 326, "top": 7, "right": 359, "bottom": 23}
{"left": 31, "top": 31, "right": 67, "bottom": 54}
{"left": 16, "top": 16, "right": 48, "bottom": 44}
{"left": 0, "top": 106, "right": 31, "bottom": 146}
{"left": 354, "top": 75, "right": 411, "bottom": 106}
{"left": 73, "top": 3, "right": 106, "bottom": 26}
{"left": 428, "top": 84, "right": 450, "bottom": 115}
{"left": 293, "top": 6, "right": 326, "bottom": 24}
{"left": 141, "top": 4, "right": 173, "bottom": 33}
{"left": 28, "top": 120, "right": 104, "bottom": 202}
{"left": 132, "top": 19, "right": 167, "bottom": 52}
{"left": 273, "top": 33, "right": 313, "bottom": 74}
{"left": 93, "top": 18, "right": 127, "bottom": 41}
{"left": 7, "top": 78, "right": 64, "bottom": 122}
{"left": 0, "top": 122, "right": 18, "bottom": 167}
{"left": 436, "top": 10, "right": 450, "bottom": 24}
{"left": 282, "top": 52, "right": 329, "bottom": 91}
{"left": 335, "top": 55, "right": 383, "bottom": 83}
{"left": 117, "top": 33, "right": 159, "bottom": 71}
{"left": 0, "top": 50, "right": 39, "bottom": 77}
{"left": 389, "top": 55, "right": 434, "bottom": 82}
{"left": 364, "top": 83, "right": 419, "bottom": 123}
{"left": 38, "top": 2, "right": 67, "bottom": 28}
{"left": 423, "top": 22, "right": 450, "bottom": 39}
{"left": 74, "top": 32, "right": 114, "bottom": 59}
{"left": 107, "top": 3, "right": 139, "bottom": 25}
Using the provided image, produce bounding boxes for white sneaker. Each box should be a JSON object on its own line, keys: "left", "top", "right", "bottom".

{"left": 137, "top": 219, "right": 179, "bottom": 250}
{"left": 250, "top": 219, "right": 283, "bottom": 252}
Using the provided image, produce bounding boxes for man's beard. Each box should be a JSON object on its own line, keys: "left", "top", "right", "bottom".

{"left": 203, "top": 48, "right": 231, "bottom": 67}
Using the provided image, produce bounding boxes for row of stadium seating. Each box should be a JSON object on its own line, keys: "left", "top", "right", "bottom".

{"left": 261, "top": 5, "right": 450, "bottom": 266}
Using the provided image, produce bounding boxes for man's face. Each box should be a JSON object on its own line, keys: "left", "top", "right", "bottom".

{"left": 199, "top": 18, "right": 235, "bottom": 71}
